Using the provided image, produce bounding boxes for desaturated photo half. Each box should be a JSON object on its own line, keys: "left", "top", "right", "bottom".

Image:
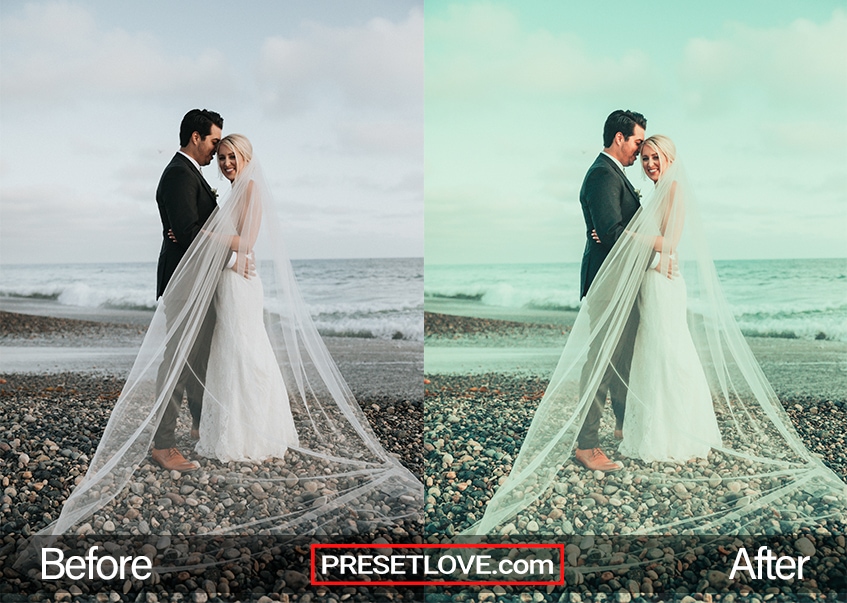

{"left": 424, "top": 1, "right": 846, "bottom": 598}
{"left": 0, "top": 1, "right": 423, "bottom": 599}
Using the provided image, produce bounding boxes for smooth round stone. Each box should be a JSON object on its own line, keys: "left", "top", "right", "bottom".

{"left": 579, "top": 535, "right": 595, "bottom": 550}
{"left": 795, "top": 537, "right": 816, "bottom": 557}
{"left": 707, "top": 570, "right": 731, "bottom": 589}
{"left": 140, "top": 544, "right": 157, "bottom": 559}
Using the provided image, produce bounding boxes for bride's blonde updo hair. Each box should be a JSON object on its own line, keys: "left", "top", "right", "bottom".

{"left": 641, "top": 134, "right": 676, "bottom": 175}
{"left": 218, "top": 133, "right": 253, "bottom": 177}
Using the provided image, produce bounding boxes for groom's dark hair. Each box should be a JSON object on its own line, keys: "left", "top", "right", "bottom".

{"left": 179, "top": 109, "right": 224, "bottom": 147}
{"left": 603, "top": 110, "right": 646, "bottom": 148}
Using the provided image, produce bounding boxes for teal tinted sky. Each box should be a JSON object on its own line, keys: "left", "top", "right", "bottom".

{"left": 425, "top": 1, "right": 847, "bottom": 263}
{"left": 1, "top": 1, "right": 422, "bottom": 263}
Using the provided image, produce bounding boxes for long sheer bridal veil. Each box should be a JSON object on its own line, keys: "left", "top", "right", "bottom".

{"left": 39, "top": 158, "right": 422, "bottom": 538}
{"left": 468, "top": 157, "right": 845, "bottom": 536}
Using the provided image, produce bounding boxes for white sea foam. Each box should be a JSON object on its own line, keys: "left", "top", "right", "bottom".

{"left": 1, "top": 258, "right": 423, "bottom": 341}
{"left": 426, "top": 259, "right": 847, "bottom": 342}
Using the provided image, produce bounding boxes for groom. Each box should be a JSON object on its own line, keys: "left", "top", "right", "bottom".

{"left": 574, "top": 109, "right": 646, "bottom": 472}
{"left": 151, "top": 108, "right": 224, "bottom": 472}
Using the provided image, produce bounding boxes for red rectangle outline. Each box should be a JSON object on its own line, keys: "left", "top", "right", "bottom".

{"left": 310, "top": 543, "right": 566, "bottom": 586}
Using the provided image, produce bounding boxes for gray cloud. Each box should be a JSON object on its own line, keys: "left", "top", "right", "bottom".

{"left": 258, "top": 8, "right": 423, "bottom": 116}
{"left": 0, "top": 2, "right": 236, "bottom": 104}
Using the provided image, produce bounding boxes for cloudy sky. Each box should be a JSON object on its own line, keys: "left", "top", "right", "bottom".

{"left": 0, "top": 1, "right": 423, "bottom": 264}
{"left": 425, "top": 1, "right": 847, "bottom": 264}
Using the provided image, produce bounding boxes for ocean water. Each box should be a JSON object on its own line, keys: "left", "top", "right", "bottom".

{"left": 425, "top": 258, "right": 847, "bottom": 342}
{"left": 0, "top": 258, "right": 423, "bottom": 342}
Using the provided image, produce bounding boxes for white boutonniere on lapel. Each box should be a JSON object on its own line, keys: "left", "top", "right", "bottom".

{"left": 211, "top": 188, "right": 219, "bottom": 199}
{"left": 634, "top": 188, "right": 642, "bottom": 200}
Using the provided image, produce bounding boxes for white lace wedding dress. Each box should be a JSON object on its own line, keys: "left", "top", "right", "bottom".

{"left": 618, "top": 269, "right": 722, "bottom": 462}
{"left": 195, "top": 269, "right": 300, "bottom": 462}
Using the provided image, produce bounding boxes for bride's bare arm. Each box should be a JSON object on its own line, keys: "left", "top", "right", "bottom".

{"left": 197, "top": 180, "right": 260, "bottom": 277}
{"left": 234, "top": 180, "right": 261, "bottom": 251}
{"left": 653, "top": 181, "right": 683, "bottom": 252}
{"left": 226, "top": 180, "right": 261, "bottom": 278}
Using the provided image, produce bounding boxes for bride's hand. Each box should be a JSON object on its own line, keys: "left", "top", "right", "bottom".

{"left": 591, "top": 229, "right": 601, "bottom": 244}
{"left": 654, "top": 253, "right": 679, "bottom": 279}
{"left": 231, "top": 251, "right": 256, "bottom": 279}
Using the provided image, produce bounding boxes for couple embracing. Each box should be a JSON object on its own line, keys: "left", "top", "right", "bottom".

{"left": 37, "top": 109, "right": 422, "bottom": 538}
{"left": 151, "top": 109, "right": 296, "bottom": 471}
{"left": 467, "top": 109, "right": 845, "bottom": 536}
{"left": 575, "top": 109, "right": 720, "bottom": 472}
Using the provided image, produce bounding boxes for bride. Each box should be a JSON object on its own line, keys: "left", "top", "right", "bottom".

{"left": 467, "top": 135, "right": 846, "bottom": 536}
{"left": 194, "top": 134, "right": 299, "bottom": 462}
{"left": 616, "top": 135, "right": 722, "bottom": 462}
{"left": 36, "top": 134, "right": 421, "bottom": 538}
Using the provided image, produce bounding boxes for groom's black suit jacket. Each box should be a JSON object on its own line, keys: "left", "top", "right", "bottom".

{"left": 155, "top": 153, "right": 219, "bottom": 298}
{"left": 578, "top": 153, "right": 642, "bottom": 299}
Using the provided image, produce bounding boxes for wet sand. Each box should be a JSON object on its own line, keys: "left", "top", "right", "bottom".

{"left": 1, "top": 308, "right": 423, "bottom": 403}
{"left": 425, "top": 311, "right": 847, "bottom": 401}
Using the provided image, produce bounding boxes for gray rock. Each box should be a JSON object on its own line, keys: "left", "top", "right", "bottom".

{"left": 707, "top": 569, "right": 731, "bottom": 590}
{"left": 284, "top": 569, "right": 310, "bottom": 589}
{"left": 795, "top": 536, "right": 816, "bottom": 557}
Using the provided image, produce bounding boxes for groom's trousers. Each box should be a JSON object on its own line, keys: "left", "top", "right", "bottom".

{"left": 576, "top": 301, "right": 640, "bottom": 450}
{"left": 153, "top": 299, "right": 217, "bottom": 449}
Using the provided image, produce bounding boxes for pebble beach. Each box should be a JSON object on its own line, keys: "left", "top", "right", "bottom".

{"left": 424, "top": 311, "right": 847, "bottom": 600}
{"left": 0, "top": 310, "right": 424, "bottom": 601}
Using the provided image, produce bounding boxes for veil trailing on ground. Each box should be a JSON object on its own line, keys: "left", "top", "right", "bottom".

{"left": 468, "top": 157, "right": 846, "bottom": 536}
{"left": 39, "top": 158, "right": 422, "bottom": 538}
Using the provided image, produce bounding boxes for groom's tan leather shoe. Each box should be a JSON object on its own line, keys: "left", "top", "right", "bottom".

{"left": 152, "top": 447, "right": 199, "bottom": 472}
{"left": 190, "top": 428, "right": 200, "bottom": 441}
{"left": 614, "top": 429, "right": 623, "bottom": 440}
{"left": 575, "top": 448, "right": 621, "bottom": 472}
